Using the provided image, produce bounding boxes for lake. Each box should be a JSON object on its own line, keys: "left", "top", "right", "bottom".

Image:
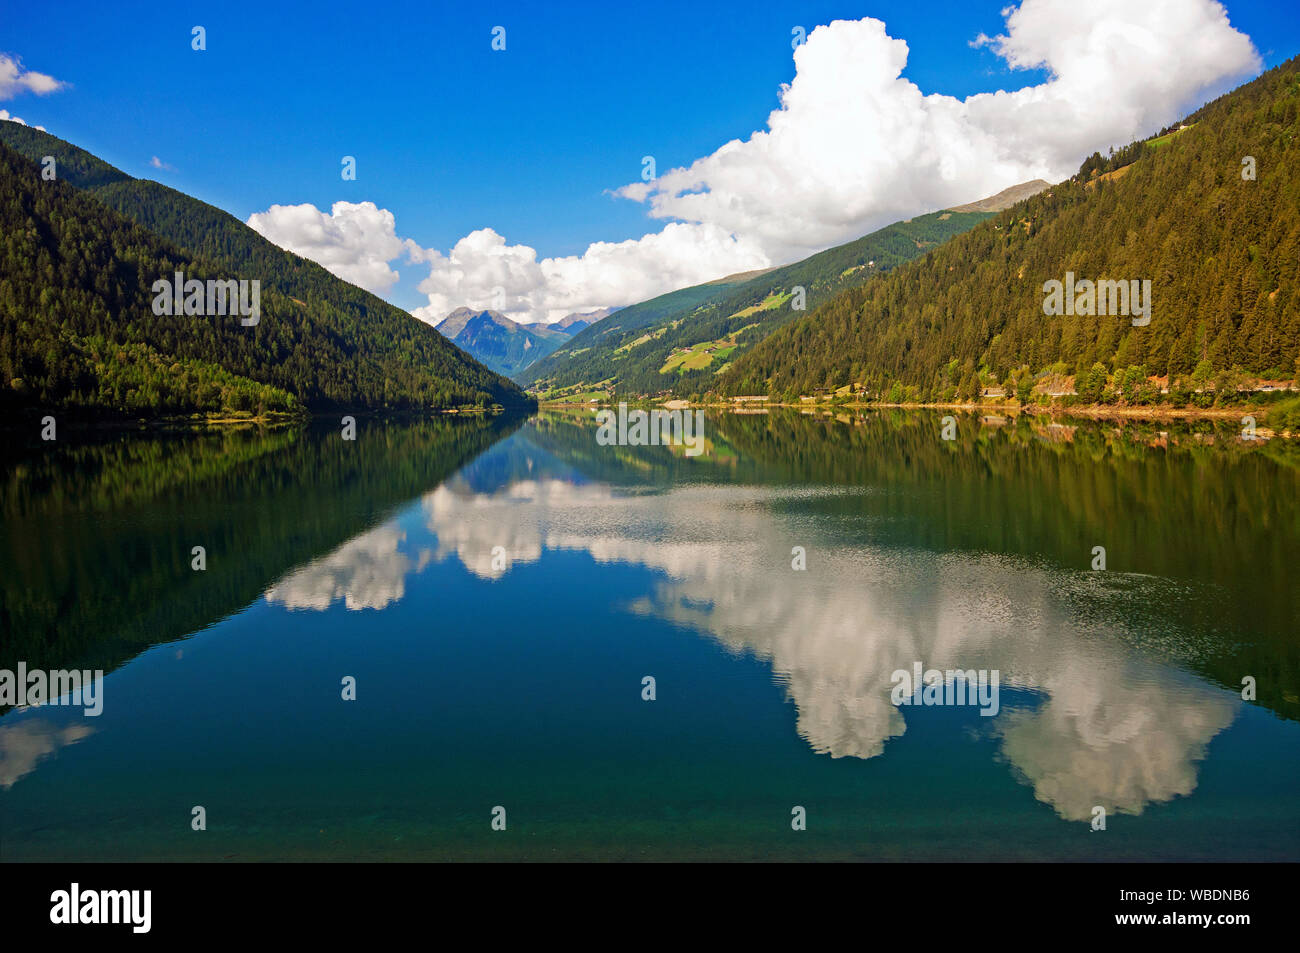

{"left": 1, "top": 409, "right": 1297, "bottom": 861}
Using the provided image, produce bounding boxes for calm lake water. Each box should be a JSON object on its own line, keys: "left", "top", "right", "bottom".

{"left": 2, "top": 409, "right": 1297, "bottom": 861}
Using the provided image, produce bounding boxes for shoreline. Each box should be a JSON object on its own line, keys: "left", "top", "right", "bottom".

{"left": 538, "top": 397, "right": 1294, "bottom": 429}
{"left": 4, "top": 399, "right": 1292, "bottom": 437}
{"left": 0, "top": 405, "right": 533, "bottom": 434}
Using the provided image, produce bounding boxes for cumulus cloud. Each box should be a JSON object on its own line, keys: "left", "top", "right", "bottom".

{"left": 619, "top": 0, "right": 1260, "bottom": 263}
{"left": 246, "top": 0, "right": 1259, "bottom": 323}
{"left": 149, "top": 156, "right": 176, "bottom": 172}
{"left": 264, "top": 525, "right": 432, "bottom": 611}
{"left": 246, "top": 201, "right": 425, "bottom": 296}
{"left": 0, "top": 53, "right": 65, "bottom": 99}
{"left": 408, "top": 223, "right": 768, "bottom": 326}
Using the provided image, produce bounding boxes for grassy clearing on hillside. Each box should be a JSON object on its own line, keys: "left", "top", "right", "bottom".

{"left": 616, "top": 327, "right": 668, "bottom": 353}
{"left": 659, "top": 325, "right": 756, "bottom": 374}
{"left": 726, "top": 291, "right": 792, "bottom": 321}
{"left": 1147, "top": 123, "right": 1197, "bottom": 148}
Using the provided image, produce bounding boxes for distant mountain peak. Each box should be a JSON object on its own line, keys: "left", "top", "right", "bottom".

{"left": 946, "top": 179, "right": 1053, "bottom": 214}
{"left": 436, "top": 308, "right": 579, "bottom": 376}
{"left": 547, "top": 307, "right": 619, "bottom": 335}
{"left": 707, "top": 267, "right": 777, "bottom": 285}
{"left": 437, "top": 308, "right": 519, "bottom": 338}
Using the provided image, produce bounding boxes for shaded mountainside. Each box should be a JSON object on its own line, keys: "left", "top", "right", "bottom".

{"left": 719, "top": 59, "right": 1300, "bottom": 400}
{"left": 435, "top": 307, "right": 570, "bottom": 376}
{"left": 0, "top": 125, "right": 532, "bottom": 417}
{"left": 435, "top": 306, "right": 618, "bottom": 375}
{"left": 517, "top": 210, "right": 994, "bottom": 397}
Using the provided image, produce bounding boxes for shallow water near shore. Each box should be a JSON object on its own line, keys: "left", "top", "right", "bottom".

{"left": 2, "top": 410, "right": 1297, "bottom": 861}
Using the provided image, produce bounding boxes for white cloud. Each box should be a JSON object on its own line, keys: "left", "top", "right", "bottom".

{"left": 264, "top": 526, "right": 432, "bottom": 611}
{"left": 246, "top": 0, "right": 1259, "bottom": 324}
{"left": 408, "top": 223, "right": 768, "bottom": 326}
{"left": 0, "top": 718, "right": 94, "bottom": 790}
{"left": 149, "top": 156, "right": 176, "bottom": 172}
{"left": 246, "top": 201, "right": 424, "bottom": 296}
{"left": 620, "top": 0, "right": 1260, "bottom": 263}
{"left": 0, "top": 109, "right": 45, "bottom": 131}
{"left": 418, "top": 464, "right": 1238, "bottom": 812}
{"left": 0, "top": 53, "right": 65, "bottom": 99}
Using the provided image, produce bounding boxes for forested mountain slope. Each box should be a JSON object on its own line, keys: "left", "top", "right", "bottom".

{"left": 518, "top": 209, "right": 994, "bottom": 397}
{"left": 719, "top": 59, "right": 1300, "bottom": 401}
{"left": 0, "top": 126, "right": 531, "bottom": 417}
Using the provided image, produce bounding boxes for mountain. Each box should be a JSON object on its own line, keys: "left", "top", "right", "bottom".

{"left": 547, "top": 307, "right": 618, "bottom": 335}
{"left": 719, "top": 58, "right": 1300, "bottom": 402}
{"left": 516, "top": 209, "right": 994, "bottom": 398}
{"left": 435, "top": 305, "right": 619, "bottom": 375}
{"left": 0, "top": 124, "right": 532, "bottom": 417}
{"left": 948, "top": 179, "right": 1051, "bottom": 213}
{"left": 514, "top": 269, "right": 769, "bottom": 394}
{"left": 435, "top": 308, "right": 571, "bottom": 376}
{"left": 437, "top": 307, "right": 504, "bottom": 339}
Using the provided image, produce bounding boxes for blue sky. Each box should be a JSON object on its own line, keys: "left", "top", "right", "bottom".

{"left": 4, "top": 0, "right": 1297, "bottom": 320}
